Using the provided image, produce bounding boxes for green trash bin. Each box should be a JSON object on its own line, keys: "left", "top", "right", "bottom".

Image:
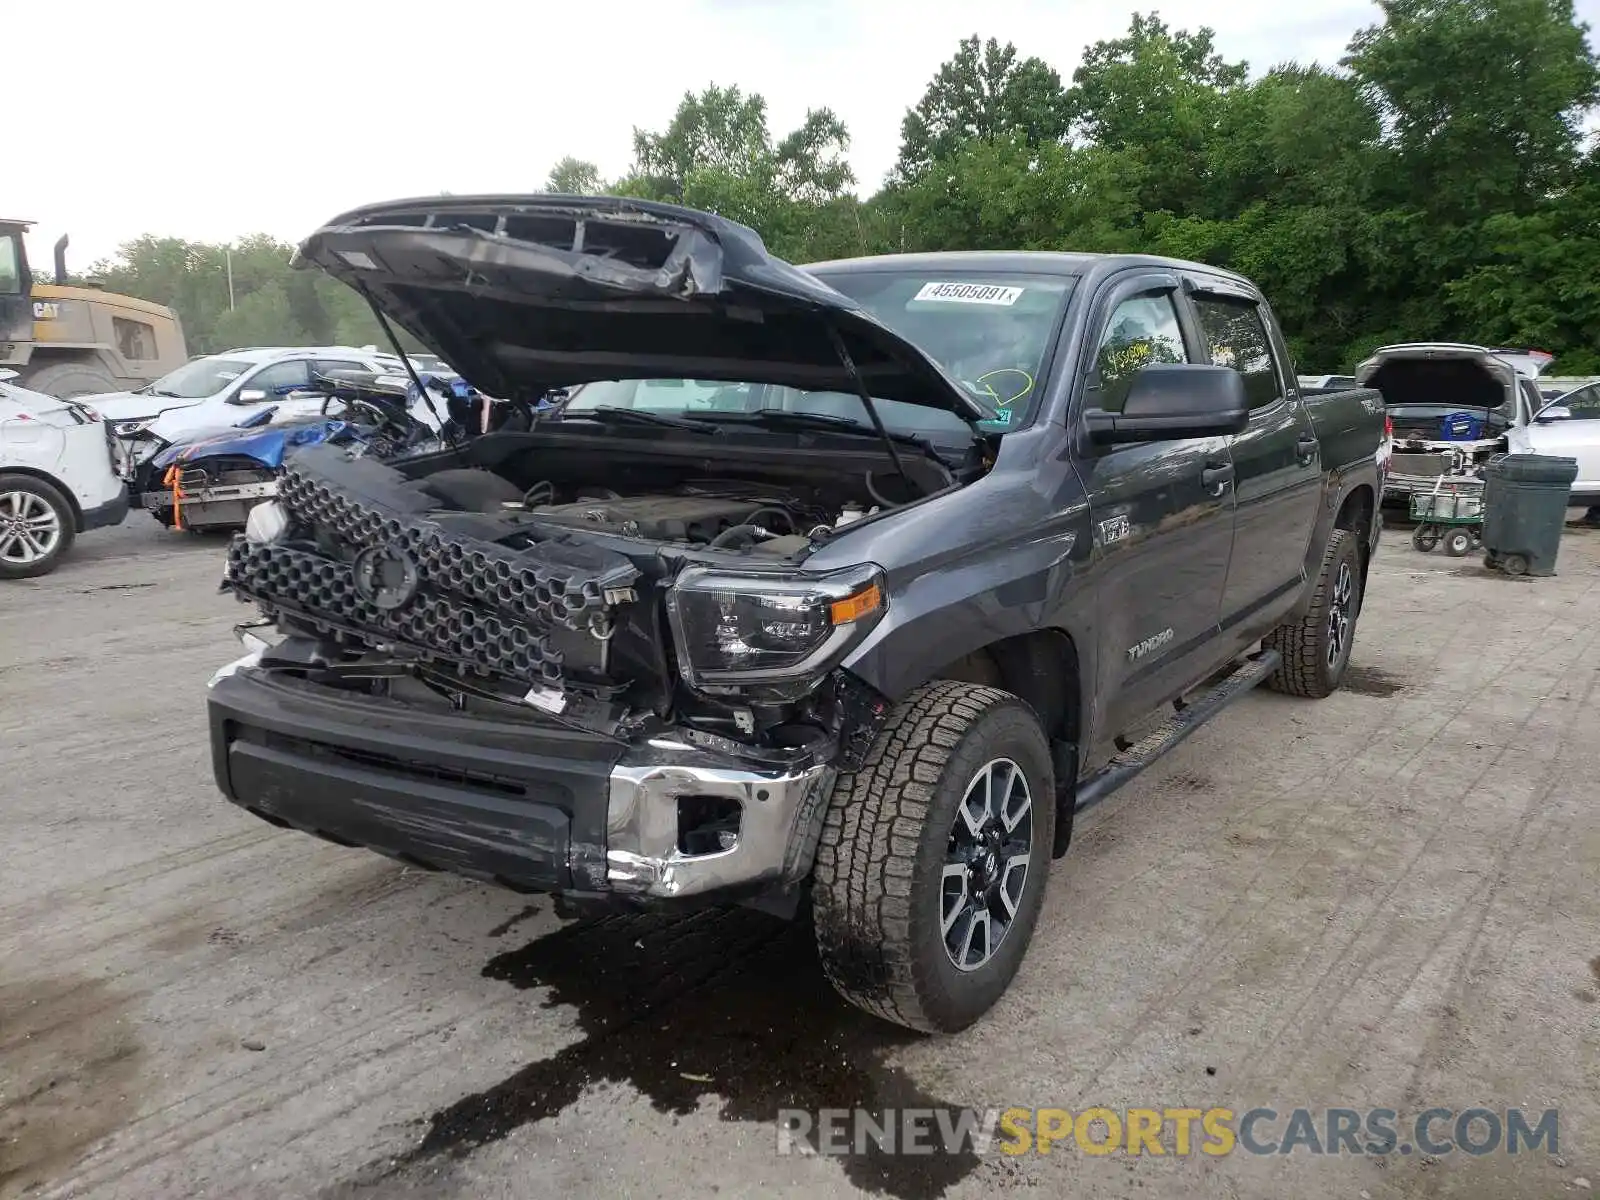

{"left": 1481, "top": 453, "right": 1579, "bottom": 577}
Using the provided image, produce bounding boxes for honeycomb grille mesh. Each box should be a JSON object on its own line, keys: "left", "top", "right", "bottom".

{"left": 229, "top": 541, "right": 564, "bottom": 683}
{"left": 224, "top": 459, "right": 639, "bottom": 688}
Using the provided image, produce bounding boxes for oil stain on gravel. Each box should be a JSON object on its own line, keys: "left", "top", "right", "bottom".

{"left": 399, "top": 907, "right": 982, "bottom": 1200}
{"left": 1340, "top": 665, "right": 1409, "bottom": 697}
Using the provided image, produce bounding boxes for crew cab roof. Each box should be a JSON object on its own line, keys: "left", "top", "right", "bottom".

{"left": 804, "top": 249, "right": 1262, "bottom": 294}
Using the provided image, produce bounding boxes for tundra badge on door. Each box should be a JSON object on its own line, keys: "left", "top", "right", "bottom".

{"left": 1128, "top": 627, "right": 1175, "bottom": 662}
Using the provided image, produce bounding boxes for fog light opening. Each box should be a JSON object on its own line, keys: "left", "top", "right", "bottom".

{"left": 677, "top": 794, "right": 743, "bottom": 857}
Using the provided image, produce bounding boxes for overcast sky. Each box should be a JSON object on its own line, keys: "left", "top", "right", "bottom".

{"left": 15, "top": 0, "right": 1582, "bottom": 270}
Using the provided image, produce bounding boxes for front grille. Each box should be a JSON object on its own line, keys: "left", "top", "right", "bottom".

{"left": 229, "top": 540, "right": 565, "bottom": 684}
{"left": 277, "top": 468, "right": 626, "bottom": 631}
{"left": 225, "top": 449, "right": 642, "bottom": 692}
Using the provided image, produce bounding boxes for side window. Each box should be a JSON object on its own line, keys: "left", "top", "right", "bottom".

{"left": 0, "top": 236, "right": 21, "bottom": 294}
{"left": 114, "top": 317, "right": 158, "bottom": 361}
{"left": 1191, "top": 295, "right": 1281, "bottom": 409}
{"left": 247, "top": 360, "right": 312, "bottom": 396}
{"left": 1562, "top": 385, "right": 1600, "bottom": 419}
{"left": 1092, "top": 292, "right": 1189, "bottom": 413}
{"left": 313, "top": 359, "right": 371, "bottom": 381}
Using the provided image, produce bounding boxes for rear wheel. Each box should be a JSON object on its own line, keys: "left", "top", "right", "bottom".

{"left": 19, "top": 361, "right": 119, "bottom": 399}
{"left": 1264, "top": 528, "right": 1361, "bottom": 698}
{"left": 1443, "top": 528, "right": 1473, "bottom": 557}
{"left": 0, "top": 474, "right": 76, "bottom": 579}
{"left": 1412, "top": 524, "right": 1439, "bottom": 552}
{"left": 812, "top": 680, "right": 1055, "bottom": 1034}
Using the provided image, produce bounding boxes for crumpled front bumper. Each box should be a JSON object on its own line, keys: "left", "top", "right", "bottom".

{"left": 206, "top": 662, "right": 835, "bottom": 904}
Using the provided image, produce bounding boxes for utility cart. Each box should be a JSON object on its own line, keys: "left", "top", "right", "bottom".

{"left": 1410, "top": 471, "right": 1486, "bottom": 556}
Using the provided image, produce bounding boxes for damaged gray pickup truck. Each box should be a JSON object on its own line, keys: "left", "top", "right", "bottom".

{"left": 207, "top": 195, "right": 1385, "bottom": 1033}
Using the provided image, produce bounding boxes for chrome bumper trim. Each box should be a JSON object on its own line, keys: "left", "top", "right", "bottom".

{"left": 605, "top": 757, "right": 836, "bottom": 899}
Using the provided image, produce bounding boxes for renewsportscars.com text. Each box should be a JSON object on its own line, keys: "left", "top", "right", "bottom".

{"left": 775, "top": 1106, "right": 1560, "bottom": 1158}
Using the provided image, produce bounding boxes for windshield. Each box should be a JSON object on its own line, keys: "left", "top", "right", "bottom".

{"left": 817, "top": 270, "right": 1077, "bottom": 431}
{"left": 145, "top": 357, "right": 254, "bottom": 399}
{"left": 560, "top": 270, "right": 1076, "bottom": 438}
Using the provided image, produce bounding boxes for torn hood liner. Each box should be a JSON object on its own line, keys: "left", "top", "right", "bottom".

{"left": 292, "top": 194, "right": 990, "bottom": 423}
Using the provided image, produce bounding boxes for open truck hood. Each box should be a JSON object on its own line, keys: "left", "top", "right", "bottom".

{"left": 291, "top": 194, "right": 991, "bottom": 424}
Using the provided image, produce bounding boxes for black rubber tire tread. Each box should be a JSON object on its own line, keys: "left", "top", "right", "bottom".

{"left": 19, "top": 361, "right": 119, "bottom": 399}
{"left": 811, "top": 679, "right": 1054, "bottom": 1034}
{"left": 0, "top": 472, "right": 77, "bottom": 579}
{"left": 1263, "top": 527, "right": 1360, "bottom": 699}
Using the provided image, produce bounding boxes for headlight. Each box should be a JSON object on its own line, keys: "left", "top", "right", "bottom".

{"left": 665, "top": 562, "right": 886, "bottom": 693}
{"left": 114, "top": 418, "right": 153, "bottom": 437}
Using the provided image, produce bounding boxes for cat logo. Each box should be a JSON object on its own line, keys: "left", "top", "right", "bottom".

{"left": 1127, "top": 627, "right": 1175, "bottom": 662}
{"left": 32, "top": 301, "right": 61, "bottom": 321}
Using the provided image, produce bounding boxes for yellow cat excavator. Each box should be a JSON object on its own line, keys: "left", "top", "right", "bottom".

{"left": 0, "top": 219, "right": 188, "bottom": 397}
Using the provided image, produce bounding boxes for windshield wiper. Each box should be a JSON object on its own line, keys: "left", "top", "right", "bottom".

{"left": 564, "top": 405, "right": 719, "bottom": 435}
{"left": 150, "top": 388, "right": 184, "bottom": 398}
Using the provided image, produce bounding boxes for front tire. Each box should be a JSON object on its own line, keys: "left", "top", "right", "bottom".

{"left": 1264, "top": 527, "right": 1362, "bottom": 698}
{"left": 0, "top": 474, "right": 76, "bottom": 579}
{"left": 812, "top": 681, "right": 1055, "bottom": 1034}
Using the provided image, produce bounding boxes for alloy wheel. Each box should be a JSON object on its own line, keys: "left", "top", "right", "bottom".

{"left": 1326, "top": 560, "right": 1354, "bottom": 670}
{"left": 0, "top": 491, "right": 63, "bottom": 565}
{"left": 941, "top": 758, "right": 1034, "bottom": 972}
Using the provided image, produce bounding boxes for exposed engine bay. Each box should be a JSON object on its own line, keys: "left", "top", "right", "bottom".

{"left": 504, "top": 483, "right": 847, "bottom": 557}
{"left": 400, "top": 434, "right": 963, "bottom": 558}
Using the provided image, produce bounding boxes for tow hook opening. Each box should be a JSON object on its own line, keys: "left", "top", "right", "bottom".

{"left": 677, "top": 794, "right": 743, "bottom": 857}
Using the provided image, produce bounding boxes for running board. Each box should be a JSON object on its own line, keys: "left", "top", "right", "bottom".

{"left": 1073, "top": 648, "right": 1281, "bottom": 817}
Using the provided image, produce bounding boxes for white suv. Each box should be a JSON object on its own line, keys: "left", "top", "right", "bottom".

{"left": 82, "top": 345, "right": 406, "bottom": 475}
{"left": 0, "top": 370, "right": 129, "bottom": 578}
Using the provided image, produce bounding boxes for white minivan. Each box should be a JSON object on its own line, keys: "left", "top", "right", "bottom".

{"left": 0, "top": 370, "right": 129, "bottom": 578}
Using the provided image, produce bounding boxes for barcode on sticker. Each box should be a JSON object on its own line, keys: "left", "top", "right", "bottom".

{"left": 913, "top": 282, "right": 1023, "bottom": 306}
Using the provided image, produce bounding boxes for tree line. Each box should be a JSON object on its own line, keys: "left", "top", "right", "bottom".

{"left": 90, "top": 0, "right": 1600, "bottom": 373}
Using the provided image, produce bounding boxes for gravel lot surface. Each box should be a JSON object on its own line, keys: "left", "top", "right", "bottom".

{"left": 3, "top": 514, "right": 1598, "bottom": 1199}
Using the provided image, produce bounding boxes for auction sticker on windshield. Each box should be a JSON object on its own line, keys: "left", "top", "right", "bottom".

{"left": 913, "top": 281, "right": 1024, "bottom": 306}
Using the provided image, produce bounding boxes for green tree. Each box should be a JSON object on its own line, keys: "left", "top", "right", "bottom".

{"left": 617, "top": 84, "right": 858, "bottom": 261}
{"left": 544, "top": 156, "right": 605, "bottom": 194}
{"left": 1067, "top": 13, "right": 1248, "bottom": 219}
{"left": 1346, "top": 0, "right": 1600, "bottom": 214}
{"left": 892, "top": 36, "right": 1072, "bottom": 183}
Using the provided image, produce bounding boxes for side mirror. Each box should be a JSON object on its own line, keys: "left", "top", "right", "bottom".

{"left": 229, "top": 387, "right": 269, "bottom": 405}
{"left": 1535, "top": 405, "right": 1572, "bottom": 422}
{"left": 1083, "top": 363, "right": 1250, "bottom": 446}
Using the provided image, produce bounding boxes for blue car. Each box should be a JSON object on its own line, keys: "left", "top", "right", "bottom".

{"left": 139, "top": 370, "right": 483, "bottom": 531}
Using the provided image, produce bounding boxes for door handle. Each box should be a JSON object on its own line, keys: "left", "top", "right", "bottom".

{"left": 1202, "top": 461, "right": 1234, "bottom": 492}
{"left": 1296, "top": 433, "right": 1318, "bottom": 464}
